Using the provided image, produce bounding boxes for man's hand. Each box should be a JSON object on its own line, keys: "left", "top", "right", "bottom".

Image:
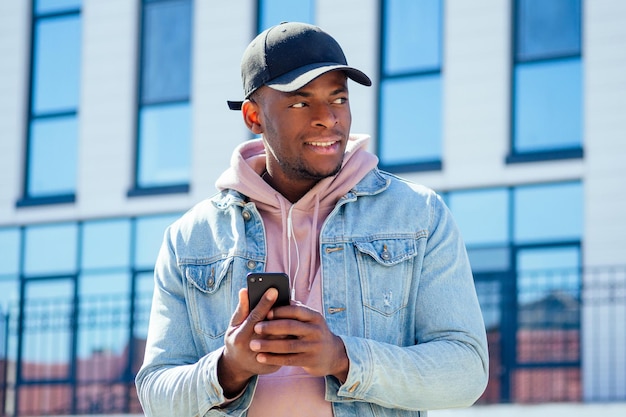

{"left": 218, "top": 287, "right": 283, "bottom": 397}
{"left": 249, "top": 303, "right": 350, "bottom": 382}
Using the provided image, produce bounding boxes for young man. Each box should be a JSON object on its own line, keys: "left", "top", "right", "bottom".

{"left": 136, "top": 22, "right": 488, "bottom": 417}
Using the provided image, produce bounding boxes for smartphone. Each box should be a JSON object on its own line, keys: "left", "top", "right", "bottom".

{"left": 247, "top": 272, "right": 291, "bottom": 310}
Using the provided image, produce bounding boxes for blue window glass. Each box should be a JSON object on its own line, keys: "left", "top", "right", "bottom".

{"left": 24, "top": 2, "right": 81, "bottom": 202}
{"left": 137, "top": 103, "right": 191, "bottom": 188}
{"left": 24, "top": 223, "right": 78, "bottom": 276}
{"left": 82, "top": 219, "right": 131, "bottom": 270}
{"left": 0, "top": 228, "right": 21, "bottom": 277}
{"left": 32, "top": 16, "right": 81, "bottom": 113}
{"left": 516, "top": 0, "right": 581, "bottom": 61}
{"left": 514, "top": 182, "right": 583, "bottom": 243}
{"left": 36, "top": 0, "right": 81, "bottom": 14}
{"left": 258, "top": 0, "right": 314, "bottom": 31}
{"left": 77, "top": 272, "right": 130, "bottom": 360}
{"left": 141, "top": 0, "right": 192, "bottom": 103}
{"left": 134, "top": 271, "right": 156, "bottom": 340}
{"left": 383, "top": 0, "right": 441, "bottom": 75}
{"left": 447, "top": 188, "right": 509, "bottom": 246}
{"left": 22, "top": 279, "right": 74, "bottom": 367}
{"left": 135, "top": 0, "right": 192, "bottom": 191}
{"left": 28, "top": 116, "right": 78, "bottom": 196}
{"left": 514, "top": 59, "right": 582, "bottom": 153}
{"left": 511, "top": 0, "right": 582, "bottom": 159}
{"left": 379, "top": 0, "right": 443, "bottom": 170}
{"left": 380, "top": 76, "right": 442, "bottom": 166}
{"left": 134, "top": 214, "right": 180, "bottom": 270}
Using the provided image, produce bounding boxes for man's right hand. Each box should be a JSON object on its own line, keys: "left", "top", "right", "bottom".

{"left": 217, "top": 287, "right": 282, "bottom": 398}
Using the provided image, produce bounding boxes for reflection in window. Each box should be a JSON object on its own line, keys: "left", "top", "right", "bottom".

{"left": 379, "top": 0, "right": 442, "bottom": 171}
{"left": 82, "top": 219, "right": 131, "bottom": 270}
{"left": 22, "top": 1, "right": 81, "bottom": 202}
{"left": 511, "top": 0, "right": 582, "bottom": 160}
{"left": 258, "top": 0, "right": 314, "bottom": 31}
{"left": 134, "top": 0, "right": 192, "bottom": 191}
{"left": 11, "top": 214, "right": 181, "bottom": 414}
{"left": 137, "top": 103, "right": 191, "bottom": 187}
{"left": 24, "top": 223, "right": 78, "bottom": 276}
{"left": 22, "top": 279, "right": 74, "bottom": 373}
{"left": 77, "top": 272, "right": 130, "bottom": 375}
{"left": 0, "top": 228, "right": 20, "bottom": 277}
{"left": 514, "top": 182, "right": 583, "bottom": 243}
{"left": 448, "top": 188, "right": 509, "bottom": 246}
{"left": 134, "top": 214, "right": 180, "bottom": 269}
{"left": 134, "top": 271, "right": 156, "bottom": 341}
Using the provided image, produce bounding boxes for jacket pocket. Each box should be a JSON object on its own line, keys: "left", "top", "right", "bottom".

{"left": 354, "top": 237, "right": 418, "bottom": 342}
{"left": 181, "top": 257, "right": 233, "bottom": 340}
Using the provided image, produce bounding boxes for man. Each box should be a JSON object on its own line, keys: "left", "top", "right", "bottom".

{"left": 136, "top": 22, "right": 488, "bottom": 417}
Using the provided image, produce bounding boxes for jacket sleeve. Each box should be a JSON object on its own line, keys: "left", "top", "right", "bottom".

{"left": 134, "top": 225, "right": 256, "bottom": 417}
{"left": 328, "top": 195, "right": 489, "bottom": 410}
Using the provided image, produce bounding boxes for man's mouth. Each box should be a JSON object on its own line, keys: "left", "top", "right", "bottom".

{"left": 306, "top": 140, "right": 338, "bottom": 147}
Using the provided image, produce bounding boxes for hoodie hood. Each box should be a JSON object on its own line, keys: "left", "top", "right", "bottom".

{"left": 215, "top": 134, "right": 378, "bottom": 308}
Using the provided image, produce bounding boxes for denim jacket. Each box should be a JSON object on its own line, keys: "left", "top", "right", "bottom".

{"left": 136, "top": 168, "right": 489, "bottom": 417}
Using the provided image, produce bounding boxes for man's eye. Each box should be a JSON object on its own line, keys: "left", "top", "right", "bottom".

{"left": 333, "top": 97, "right": 348, "bottom": 104}
{"left": 291, "top": 102, "right": 306, "bottom": 108}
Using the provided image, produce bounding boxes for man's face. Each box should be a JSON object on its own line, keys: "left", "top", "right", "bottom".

{"left": 253, "top": 71, "right": 352, "bottom": 189}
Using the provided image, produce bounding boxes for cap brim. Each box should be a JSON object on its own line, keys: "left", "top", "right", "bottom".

{"left": 267, "top": 63, "right": 372, "bottom": 92}
{"left": 227, "top": 100, "right": 243, "bottom": 110}
{"left": 226, "top": 64, "right": 371, "bottom": 110}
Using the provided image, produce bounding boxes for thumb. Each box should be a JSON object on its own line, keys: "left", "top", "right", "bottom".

{"left": 229, "top": 288, "right": 250, "bottom": 327}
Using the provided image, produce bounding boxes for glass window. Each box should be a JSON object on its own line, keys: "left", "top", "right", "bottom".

{"left": 24, "top": 223, "right": 78, "bottom": 276}
{"left": 135, "top": 0, "right": 192, "bottom": 191}
{"left": 448, "top": 188, "right": 509, "bottom": 246}
{"left": 32, "top": 16, "right": 81, "bottom": 113}
{"left": 36, "top": 0, "right": 81, "bottom": 14}
{"left": 24, "top": 2, "right": 81, "bottom": 202}
{"left": 134, "top": 214, "right": 180, "bottom": 270}
{"left": 514, "top": 59, "right": 582, "bottom": 153}
{"left": 27, "top": 116, "right": 78, "bottom": 196}
{"left": 77, "top": 272, "right": 130, "bottom": 360}
{"left": 514, "top": 182, "right": 583, "bottom": 243}
{"left": 82, "top": 219, "right": 131, "bottom": 270}
{"left": 383, "top": 0, "right": 441, "bottom": 75}
{"left": 0, "top": 228, "right": 21, "bottom": 276}
{"left": 134, "top": 271, "right": 156, "bottom": 340}
{"left": 21, "top": 279, "right": 74, "bottom": 373}
{"left": 379, "top": 0, "right": 443, "bottom": 170}
{"left": 258, "top": 0, "right": 314, "bottom": 31}
{"left": 379, "top": 75, "right": 442, "bottom": 166}
{"left": 137, "top": 103, "right": 191, "bottom": 188}
{"left": 511, "top": 0, "right": 582, "bottom": 159}
{"left": 516, "top": 0, "right": 581, "bottom": 61}
{"left": 141, "top": 0, "right": 192, "bottom": 103}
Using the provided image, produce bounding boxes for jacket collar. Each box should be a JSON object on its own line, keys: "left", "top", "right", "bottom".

{"left": 212, "top": 168, "right": 390, "bottom": 209}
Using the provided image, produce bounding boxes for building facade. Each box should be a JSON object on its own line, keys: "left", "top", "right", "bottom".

{"left": 0, "top": 0, "right": 624, "bottom": 415}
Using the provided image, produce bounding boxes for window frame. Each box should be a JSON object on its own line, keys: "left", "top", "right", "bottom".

{"left": 507, "top": 0, "right": 584, "bottom": 164}
{"left": 128, "top": 0, "right": 193, "bottom": 198}
{"left": 17, "top": 1, "right": 82, "bottom": 207}
{"left": 376, "top": 0, "right": 444, "bottom": 173}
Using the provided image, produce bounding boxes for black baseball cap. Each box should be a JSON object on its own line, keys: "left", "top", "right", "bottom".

{"left": 227, "top": 22, "right": 371, "bottom": 110}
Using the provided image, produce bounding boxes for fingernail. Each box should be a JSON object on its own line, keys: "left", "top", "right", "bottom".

{"left": 250, "top": 340, "right": 260, "bottom": 351}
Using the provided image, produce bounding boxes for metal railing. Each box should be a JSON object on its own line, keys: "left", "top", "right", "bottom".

{"left": 0, "top": 266, "right": 624, "bottom": 415}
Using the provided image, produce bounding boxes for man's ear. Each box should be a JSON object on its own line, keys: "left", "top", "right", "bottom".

{"left": 242, "top": 100, "right": 263, "bottom": 134}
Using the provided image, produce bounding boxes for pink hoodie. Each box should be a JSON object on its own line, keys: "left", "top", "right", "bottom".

{"left": 215, "top": 134, "right": 378, "bottom": 417}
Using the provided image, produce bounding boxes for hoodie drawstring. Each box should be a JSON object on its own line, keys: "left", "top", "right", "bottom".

{"left": 286, "top": 204, "right": 300, "bottom": 301}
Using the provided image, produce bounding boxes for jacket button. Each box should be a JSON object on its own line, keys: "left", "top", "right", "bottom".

{"left": 242, "top": 211, "right": 251, "bottom": 220}
{"left": 247, "top": 260, "right": 257, "bottom": 270}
